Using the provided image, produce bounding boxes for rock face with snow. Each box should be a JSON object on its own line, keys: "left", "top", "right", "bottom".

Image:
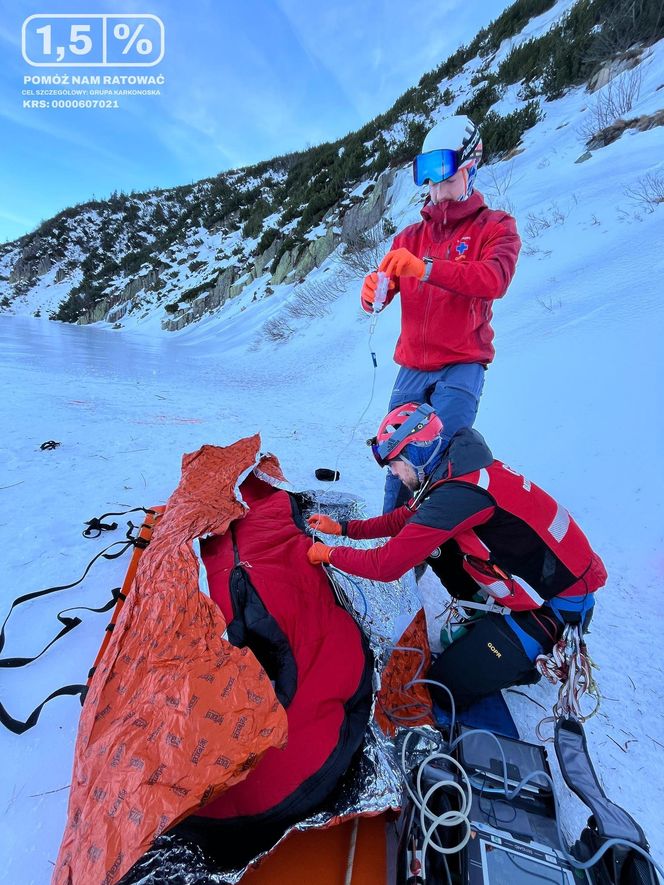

{"left": 0, "top": 0, "right": 662, "bottom": 334}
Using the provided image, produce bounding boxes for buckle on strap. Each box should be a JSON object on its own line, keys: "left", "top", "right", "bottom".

{"left": 83, "top": 517, "right": 118, "bottom": 538}
{"left": 125, "top": 521, "right": 150, "bottom": 549}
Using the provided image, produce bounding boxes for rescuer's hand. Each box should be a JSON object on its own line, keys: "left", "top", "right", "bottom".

{"left": 360, "top": 271, "right": 395, "bottom": 313}
{"left": 379, "top": 248, "right": 426, "bottom": 280}
{"left": 307, "top": 543, "right": 333, "bottom": 566}
{"left": 307, "top": 514, "right": 342, "bottom": 535}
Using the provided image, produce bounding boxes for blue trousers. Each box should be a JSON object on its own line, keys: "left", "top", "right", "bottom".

{"left": 383, "top": 363, "right": 486, "bottom": 513}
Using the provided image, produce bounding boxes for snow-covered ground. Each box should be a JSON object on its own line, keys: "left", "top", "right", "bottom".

{"left": 2, "top": 43, "right": 664, "bottom": 885}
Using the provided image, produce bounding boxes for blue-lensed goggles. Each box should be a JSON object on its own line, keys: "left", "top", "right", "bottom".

{"left": 412, "top": 149, "right": 459, "bottom": 186}
{"left": 369, "top": 439, "right": 385, "bottom": 467}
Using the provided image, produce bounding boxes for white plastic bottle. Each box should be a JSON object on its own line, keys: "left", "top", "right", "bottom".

{"left": 373, "top": 271, "right": 389, "bottom": 313}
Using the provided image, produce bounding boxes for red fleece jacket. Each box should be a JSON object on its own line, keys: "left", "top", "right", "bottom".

{"left": 382, "top": 192, "right": 521, "bottom": 370}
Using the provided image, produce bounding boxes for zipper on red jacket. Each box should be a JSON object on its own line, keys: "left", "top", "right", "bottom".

{"left": 422, "top": 288, "right": 431, "bottom": 367}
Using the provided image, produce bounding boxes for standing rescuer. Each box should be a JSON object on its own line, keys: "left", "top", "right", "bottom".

{"left": 361, "top": 115, "right": 522, "bottom": 513}
{"left": 306, "top": 404, "right": 606, "bottom": 710}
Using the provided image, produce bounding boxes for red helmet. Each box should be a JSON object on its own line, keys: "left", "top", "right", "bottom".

{"left": 370, "top": 402, "right": 444, "bottom": 467}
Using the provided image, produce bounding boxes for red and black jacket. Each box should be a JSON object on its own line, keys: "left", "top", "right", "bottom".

{"left": 332, "top": 429, "right": 606, "bottom": 626}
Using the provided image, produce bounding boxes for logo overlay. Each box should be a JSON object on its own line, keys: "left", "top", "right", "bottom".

{"left": 20, "top": 13, "right": 166, "bottom": 111}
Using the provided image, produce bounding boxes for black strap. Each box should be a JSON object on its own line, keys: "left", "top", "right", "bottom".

{"left": 0, "top": 516, "right": 146, "bottom": 668}
{"left": 230, "top": 522, "right": 241, "bottom": 567}
{"left": 0, "top": 684, "right": 87, "bottom": 735}
{"left": 0, "top": 587, "right": 124, "bottom": 669}
{"left": 0, "top": 537, "right": 134, "bottom": 667}
{"left": 83, "top": 506, "right": 154, "bottom": 538}
{"left": 0, "top": 512, "right": 153, "bottom": 735}
{"left": 554, "top": 717, "right": 647, "bottom": 846}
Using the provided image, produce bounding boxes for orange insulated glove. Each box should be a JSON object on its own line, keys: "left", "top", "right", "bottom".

{"left": 307, "top": 543, "right": 333, "bottom": 566}
{"left": 307, "top": 514, "right": 342, "bottom": 535}
{"left": 379, "top": 247, "right": 426, "bottom": 280}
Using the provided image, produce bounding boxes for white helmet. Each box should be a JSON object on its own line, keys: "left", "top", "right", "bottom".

{"left": 421, "top": 115, "right": 482, "bottom": 167}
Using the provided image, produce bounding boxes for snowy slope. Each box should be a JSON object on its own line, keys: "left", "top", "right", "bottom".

{"left": 1, "top": 29, "right": 664, "bottom": 885}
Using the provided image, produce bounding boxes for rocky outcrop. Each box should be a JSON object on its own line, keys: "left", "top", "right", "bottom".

{"left": 162, "top": 169, "right": 397, "bottom": 330}
{"left": 161, "top": 265, "right": 240, "bottom": 331}
{"left": 251, "top": 235, "right": 281, "bottom": 278}
{"left": 341, "top": 168, "right": 395, "bottom": 241}
{"left": 9, "top": 248, "right": 52, "bottom": 285}
{"left": 586, "top": 109, "right": 664, "bottom": 150}
{"left": 79, "top": 267, "right": 161, "bottom": 324}
{"left": 588, "top": 52, "right": 642, "bottom": 93}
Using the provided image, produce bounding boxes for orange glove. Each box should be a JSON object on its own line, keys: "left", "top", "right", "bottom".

{"left": 379, "top": 247, "right": 426, "bottom": 280}
{"left": 307, "top": 542, "right": 333, "bottom": 566}
{"left": 307, "top": 514, "right": 342, "bottom": 535}
{"left": 360, "top": 271, "right": 396, "bottom": 313}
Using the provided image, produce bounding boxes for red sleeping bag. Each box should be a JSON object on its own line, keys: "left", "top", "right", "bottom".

{"left": 184, "top": 473, "right": 373, "bottom": 864}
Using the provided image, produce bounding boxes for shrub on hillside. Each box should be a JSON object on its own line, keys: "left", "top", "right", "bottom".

{"left": 481, "top": 101, "right": 543, "bottom": 161}
{"left": 458, "top": 83, "right": 502, "bottom": 121}
{"left": 257, "top": 227, "right": 279, "bottom": 254}
{"left": 389, "top": 120, "right": 429, "bottom": 166}
{"left": 578, "top": 66, "right": 642, "bottom": 143}
{"left": 497, "top": 34, "right": 557, "bottom": 85}
{"left": 476, "top": 0, "right": 558, "bottom": 57}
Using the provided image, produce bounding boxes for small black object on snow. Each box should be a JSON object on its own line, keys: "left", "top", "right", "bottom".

{"left": 315, "top": 468, "right": 340, "bottom": 482}
{"left": 40, "top": 440, "right": 61, "bottom": 450}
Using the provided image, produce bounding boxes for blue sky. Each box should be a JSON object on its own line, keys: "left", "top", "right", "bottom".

{"left": 0, "top": 0, "right": 511, "bottom": 243}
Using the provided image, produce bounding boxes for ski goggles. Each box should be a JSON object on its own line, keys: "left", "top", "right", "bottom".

{"left": 412, "top": 149, "right": 459, "bottom": 186}
{"left": 367, "top": 403, "right": 436, "bottom": 467}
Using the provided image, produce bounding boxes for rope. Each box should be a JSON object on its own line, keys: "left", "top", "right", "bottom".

{"left": 534, "top": 624, "right": 600, "bottom": 741}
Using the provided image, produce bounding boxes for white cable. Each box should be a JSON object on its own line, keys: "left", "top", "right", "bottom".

{"left": 399, "top": 726, "right": 474, "bottom": 882}
{"left": 420, "top": 780, "right": 472, "bottom": 863}
{"left": 331, "top": 327, "right": 378, "bottom": 481}
{"left": 417, "top": 754, "right": 472, "bottom": 861}
{"left": 331, "top": 275, "right": 389, "bottom": 483}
